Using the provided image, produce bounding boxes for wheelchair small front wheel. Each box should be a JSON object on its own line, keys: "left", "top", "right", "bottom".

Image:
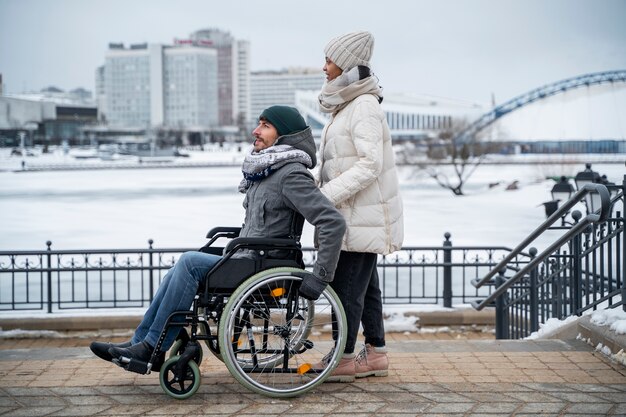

{"left": 159, "top": 356, "right": 201, "bottom": 400}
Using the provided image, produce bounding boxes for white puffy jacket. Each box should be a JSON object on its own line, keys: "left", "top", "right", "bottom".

{"left": 317, "top": 93, "right": 404, "bottom": 255}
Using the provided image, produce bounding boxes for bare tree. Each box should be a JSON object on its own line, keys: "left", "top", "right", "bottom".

{"left": 418, "top": 118, "right": 501, "bottom": 196}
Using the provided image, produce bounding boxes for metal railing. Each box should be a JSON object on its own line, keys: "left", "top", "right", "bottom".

{"left": 0, "top": 234, "right": 530, "bottom": 313}
{"left": 472, "top": 178, "right": 625, "bottom": 339}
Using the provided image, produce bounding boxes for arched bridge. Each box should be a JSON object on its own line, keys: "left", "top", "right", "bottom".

{"left": 456, "top": 69, "right": 626, "bottom": 142}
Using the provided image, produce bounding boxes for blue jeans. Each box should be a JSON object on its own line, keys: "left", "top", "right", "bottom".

{"left": 131, "top": 251, "right": 221, "bottom": 351}
{"left": 330, "top": 251, "right": 385, "bottom": 354}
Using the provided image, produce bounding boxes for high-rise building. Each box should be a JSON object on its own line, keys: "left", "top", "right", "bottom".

{"left": 250, "top": 68, "right": 325, "bottom": 123}
{"left": 102, "top": 42, "right": 218, "bottom": 128}
{"left": 235, "top": 39, "right": 251, "bottom": 127}
{"left": 163, "top": 45, "right": 218, "bottom": 128}
{"left": 190, "top": 29, "right": 251, "bottom": 127}
{"left": 94, "top": 66, "right": 106, "bottom": 122}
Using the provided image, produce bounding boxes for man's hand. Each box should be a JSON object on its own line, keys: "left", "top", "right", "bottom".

{"left": 299, "top": 269, "right": 330, "bottom": 300}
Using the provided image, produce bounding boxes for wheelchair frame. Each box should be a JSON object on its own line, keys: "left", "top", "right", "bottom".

{"left": 114, "top": 226, "right": 347, "bottom": 399}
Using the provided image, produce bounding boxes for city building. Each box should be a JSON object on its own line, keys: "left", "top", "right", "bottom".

{"left": 250, "top": 68, "right": 325, "bottom": 123}
{"left": 94, "top": 66, "right": 106, "bottom": 122}
{"left": 190, "top": 29, "right": 251, "bottom": 127}
{"left": 102, "top": 42, "right": 218, "bottom": 130}
{"left": 0, "top": 95, "right": 97, "bottom": 146}
{"left": 163, "top": 44, "right": 218, "bottom": 128}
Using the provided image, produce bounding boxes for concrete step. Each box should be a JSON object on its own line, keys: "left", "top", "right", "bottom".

{"left": 0, "top": 308, "right": 496, "bottom": 331}
{"left": 578, "top": 315, "right": 626, "bottom": 353}
{"left": 538, "top": 313, "right": 626, "bottom": 355}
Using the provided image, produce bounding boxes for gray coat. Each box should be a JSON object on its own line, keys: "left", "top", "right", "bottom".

{"left": 240, "top": 127, "right": 345, "bottom": 282}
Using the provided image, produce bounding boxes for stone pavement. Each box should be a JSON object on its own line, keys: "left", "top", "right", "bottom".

{"left": 0, "top": 335, "right": 625, "bottom": 417}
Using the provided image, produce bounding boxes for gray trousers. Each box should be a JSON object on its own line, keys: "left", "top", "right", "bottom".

{"left": 330, "top": 251, "right": 386, "bottom": 354}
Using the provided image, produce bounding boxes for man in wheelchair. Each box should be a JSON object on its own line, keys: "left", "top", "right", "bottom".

{"left": 90, "top": 105, "right": 346, "bottom": 371}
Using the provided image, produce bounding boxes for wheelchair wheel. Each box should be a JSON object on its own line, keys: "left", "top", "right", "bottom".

{"left": 218, "top": 267, "right": 347, "bottom": 398}
{"left": 159, "top": 356, "right": 201, "bottom": 400}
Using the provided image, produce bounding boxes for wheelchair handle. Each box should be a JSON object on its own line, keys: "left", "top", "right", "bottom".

{"left": 205, "top": 226, "right": 242, "bottom": 239}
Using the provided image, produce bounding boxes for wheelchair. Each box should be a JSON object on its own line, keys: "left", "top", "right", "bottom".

{"left": 114, "top": 224, "right": 347, "bottom": 400}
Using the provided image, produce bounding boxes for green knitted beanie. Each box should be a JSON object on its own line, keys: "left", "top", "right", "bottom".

{"left": 260, "top": 105, "right": 308, "bottom": 137}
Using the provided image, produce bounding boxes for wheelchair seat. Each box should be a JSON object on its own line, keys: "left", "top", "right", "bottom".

{"left": 203, "top": 255, "right": 302, "bottom": 291}
{"left": 199, "top": 225, "right": 305, "bottom": 292}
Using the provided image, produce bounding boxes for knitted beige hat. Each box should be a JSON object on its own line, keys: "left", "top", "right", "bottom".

{"left": 324, "top": 31, "right": 374, "bottom": 71}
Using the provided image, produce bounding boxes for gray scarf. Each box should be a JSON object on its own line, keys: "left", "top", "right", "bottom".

{"left": 238, "top": 144, "right": 313, "bottom": 193}
{"left": 318, "top": 66, "right": 384, "bottom": 114}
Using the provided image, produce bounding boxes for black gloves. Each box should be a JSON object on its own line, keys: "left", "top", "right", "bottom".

{"left": 299, "top": 265, "right": 332, "bottom": 300}
{"left": 299, "top": 274, "right": 328, "bottom": 300}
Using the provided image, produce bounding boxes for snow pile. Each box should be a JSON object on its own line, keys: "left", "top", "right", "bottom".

{"left": 0, "top": 329, "right": 64, "bottom": 339}
{"left": 0, "top": 327, "right": 134, "bottom": 339}
{"left": 525, "top": 315, "right": 579, "bottom": 340}
{"left": 590, "top": 308, "right": 626, "bottom": 335}
{"left": 595, "top": 342, "right": 613, "bottom": 356}
{"left": 383, "top": 312, "right": 420, "bottom": 332}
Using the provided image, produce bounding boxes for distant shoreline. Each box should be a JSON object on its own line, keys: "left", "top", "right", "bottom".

{"left": 2, "top": 154, "right": 624, "bottom": 173}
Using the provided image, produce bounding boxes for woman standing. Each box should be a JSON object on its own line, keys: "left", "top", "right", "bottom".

{"left": 317, "top": 31, "right": 404, "bottom": 382}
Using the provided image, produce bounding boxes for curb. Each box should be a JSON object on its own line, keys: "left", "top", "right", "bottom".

{"left": 578, "top": 314, "right": 626, "bottom": 353}
{"left": 0, "top": 308, "right": 495, "bottom": 332}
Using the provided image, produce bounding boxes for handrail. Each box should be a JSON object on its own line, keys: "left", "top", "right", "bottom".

{"left": 472, "top": 183, "right": 611, "bottom": 290}
{"left": 471, "top": 213, "right": 600, "bottom": 310}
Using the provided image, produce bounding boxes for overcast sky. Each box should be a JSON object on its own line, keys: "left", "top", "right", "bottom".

{"left": 1, "top": 0, "right": 625, "bottom": 106}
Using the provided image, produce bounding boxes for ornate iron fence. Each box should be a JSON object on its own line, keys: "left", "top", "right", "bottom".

{"left": 473, "top": 177, "right": 625, "bottom": 339}
{"left": 0, "top": 234, "right": 528, "bottom": 313}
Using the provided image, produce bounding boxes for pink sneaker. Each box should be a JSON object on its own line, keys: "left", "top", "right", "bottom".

{"left": 355, "top": 344, "right": 388, "bottom": 378}
{"left": 315, "top": 353, "right": 355, "bottom": 383}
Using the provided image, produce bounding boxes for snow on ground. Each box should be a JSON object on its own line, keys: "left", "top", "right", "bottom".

{"left": 524, "top": 316, "right": 580, "bottom": 340}
{"left": 591, "top": 307, "right": 626, "bottom": 335}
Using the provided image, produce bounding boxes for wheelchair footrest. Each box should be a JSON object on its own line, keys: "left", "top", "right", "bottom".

{"left": 112, "top": 356, "right": 158, "bottom": 375}
{"left": 127, "top": 358, "right": 150, "bottom": 374}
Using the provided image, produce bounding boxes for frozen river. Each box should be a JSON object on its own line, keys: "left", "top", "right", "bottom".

{"left": 0, "top": 159, "right": 623, "bottom": 252}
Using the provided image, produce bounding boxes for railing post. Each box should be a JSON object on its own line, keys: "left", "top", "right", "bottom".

{"left": 495, "top": 269, "right": 509, "bottom": 339}
{"left": 622, "top": 174, "right": 626, "bottom": 312}
{"left": 528, "top": 248, "right": 539, "bottom": 333}
{"left": 148, "top": 239, "right": 154, "bottom": 304}
{"left": 46, "top": 241, "right": 52, "bottom": 313}
{"left": 571, "top": 228, "right": 582, "bottom": 316}
{"left": 443, "top": 232, "right": 452, "bottom": 308}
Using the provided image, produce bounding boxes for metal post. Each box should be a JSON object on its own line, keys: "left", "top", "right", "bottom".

{"left": 148, "top": 239, "right": 154, "bottom": 304}
{"left": 495, "top": 269, "right": 509, "bottom": 339}
{"left": 571, "top": 229, "right": 582, "bottom": 315}
{"left": 528, "top": 248, "right": 539, "bottom": 333}
{"left": 622, "top": 175, "right": 626, "bottom": 312}
{"left": 46, "top": 241, "right": 52, "bottom": 313}
{"left": 443, "top": 232, "right": 452, "bottom": 308}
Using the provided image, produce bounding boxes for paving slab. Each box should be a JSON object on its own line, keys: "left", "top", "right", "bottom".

{"left": 0, "top": 338, "right": 624, "bottom": 416}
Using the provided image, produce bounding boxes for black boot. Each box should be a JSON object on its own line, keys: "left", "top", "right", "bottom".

{"left": 90, "top": 340, "right": 132, "bottom": 362}
{"left": 108, "top": 340, "right": 165, "bottom": 373}
{"left": 108, "top": 340, "right": 153, "bottom": 363}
